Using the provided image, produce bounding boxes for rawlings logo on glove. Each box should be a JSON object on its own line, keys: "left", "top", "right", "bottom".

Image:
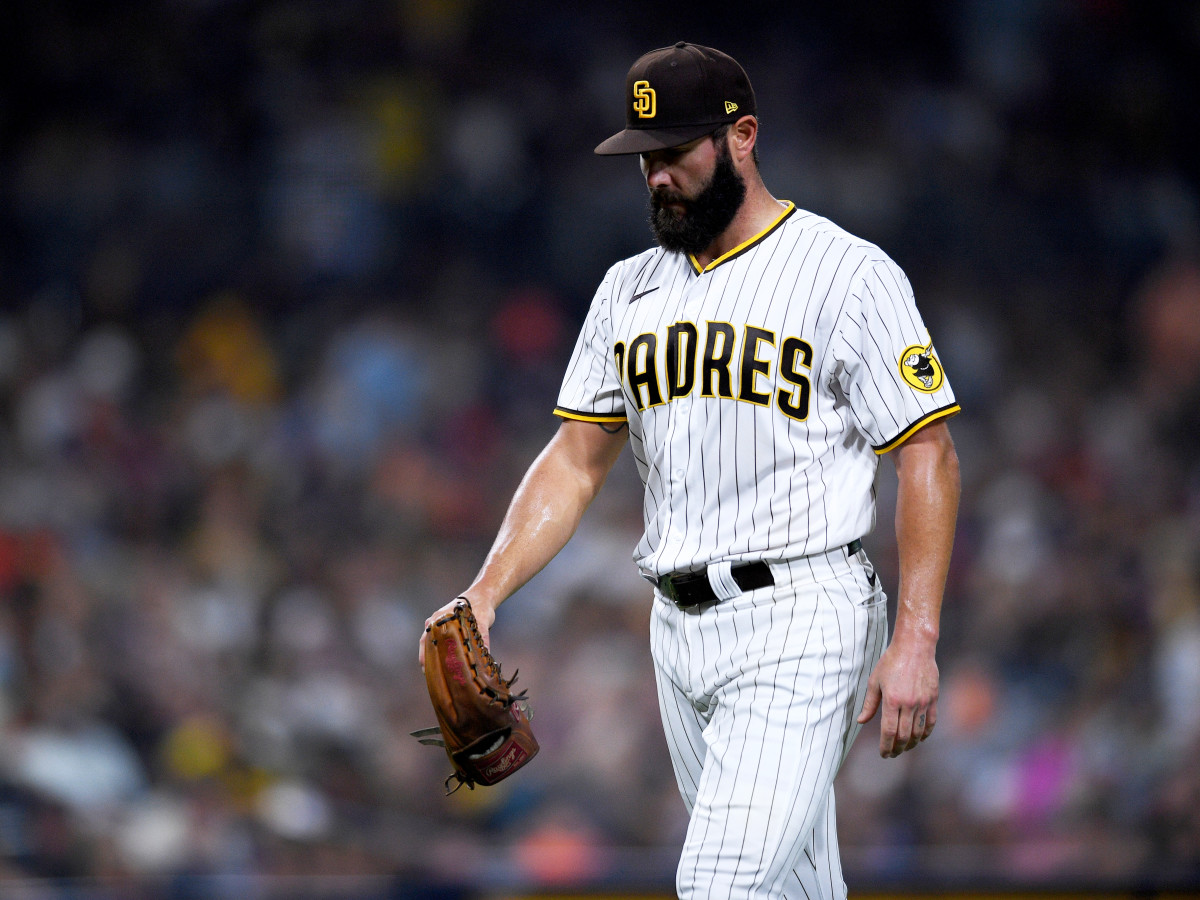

{"left": 412, "top": 599, "right": 538, "bottom": 793}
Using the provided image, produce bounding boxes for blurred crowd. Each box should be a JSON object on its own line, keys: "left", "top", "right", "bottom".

{"left": 1, "top": 1, "right": 1199, "bottom": 897}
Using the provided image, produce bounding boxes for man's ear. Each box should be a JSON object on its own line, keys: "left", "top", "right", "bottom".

{"left": 729, "top": 115, "right": 758, "bottom": 164}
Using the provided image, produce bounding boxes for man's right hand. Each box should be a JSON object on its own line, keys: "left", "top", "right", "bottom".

{"left": 418, "top": 595, "right": 495, "bottom": 670}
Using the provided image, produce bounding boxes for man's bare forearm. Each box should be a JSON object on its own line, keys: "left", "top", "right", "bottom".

{"left": 891, "top": 420, "right": 960, "bottom": 646}
{"left": 464, "top": 420, "right": 627, "bottom": 617}
{"left": 857, "top": 419, "right": 960, "bottom": 755}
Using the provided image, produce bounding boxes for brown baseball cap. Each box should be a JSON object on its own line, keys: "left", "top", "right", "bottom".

{"left": 594, "top": 42, "right": 757, "bottom": 156}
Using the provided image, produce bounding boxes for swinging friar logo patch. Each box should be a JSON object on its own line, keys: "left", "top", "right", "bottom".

{"left": 898, "top": 341, "right": 945, "bottom": 393}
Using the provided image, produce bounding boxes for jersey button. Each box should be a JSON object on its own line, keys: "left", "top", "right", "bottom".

{"left": 673, "top": 468, "right": 685, "bottom": 480}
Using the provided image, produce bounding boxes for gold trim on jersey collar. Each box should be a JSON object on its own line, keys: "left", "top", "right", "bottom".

{"left": 687, "top": 201, "right": 796, "bottom": 275}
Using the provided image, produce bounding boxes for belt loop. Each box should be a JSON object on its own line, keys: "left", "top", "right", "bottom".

{"left": 706, "top": 560, "right": 741, "bottom": 601}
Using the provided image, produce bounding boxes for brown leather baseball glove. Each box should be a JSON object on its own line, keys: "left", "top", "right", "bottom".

{"left": 412, "top": 598, "right": 538, "bottom": 793}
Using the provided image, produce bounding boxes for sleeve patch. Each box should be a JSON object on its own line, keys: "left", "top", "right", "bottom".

{"left": 898, "top": 342, "right": 945, "bottom": 393}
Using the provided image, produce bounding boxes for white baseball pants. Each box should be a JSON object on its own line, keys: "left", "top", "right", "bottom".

{"left": 650, "top": 545, "right": 888, "bottom": 899}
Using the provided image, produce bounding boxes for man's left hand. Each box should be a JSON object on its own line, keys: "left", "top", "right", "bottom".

{"left": 856, "top": 636, "right": 939, "bottom": 758}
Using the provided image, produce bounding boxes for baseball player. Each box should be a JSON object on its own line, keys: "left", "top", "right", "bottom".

{"left": 421, "top": 42, "right": 961, "bottom": 898}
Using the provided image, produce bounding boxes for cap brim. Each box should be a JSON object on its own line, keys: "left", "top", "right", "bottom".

{"left": 594, "top": 122, "right": 721, "bottom": 156}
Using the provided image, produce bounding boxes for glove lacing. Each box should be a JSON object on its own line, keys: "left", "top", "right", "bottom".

{"left": 459, "top": 597, "right": 528, "bottom": 708}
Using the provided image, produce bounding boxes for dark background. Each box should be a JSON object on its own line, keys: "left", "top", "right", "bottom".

{"left": 1, "top": 1, "right": 1199, "bottom": 897}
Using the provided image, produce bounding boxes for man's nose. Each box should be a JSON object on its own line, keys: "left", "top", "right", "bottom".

{"left": 644, "top": 158, "right": 672, "bottom": 188}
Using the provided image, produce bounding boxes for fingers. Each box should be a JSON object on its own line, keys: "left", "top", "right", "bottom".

{"left": 878, "top": 702, "right": 900, "bottom": 757}
{"left": 879, "top": 703, "right": 936, "bottom": 758}
{"left": 860, "top": 673, "right": 931, "bottom": 757}
{"left": 901, "top": 705, "right": 921, "bottom": 750}
{"left": 417, "top": 598, "right": 460, "bottom": 670}
{"left": 920, "top": 705, "right": 937, "bottom": 742}
{"left": 418, "top": 595, "right": 490, "bottom": 670}
{"left": 856, "top": 680, "right": 881, "bottom": 725}
{"left": 418, "top": 613, "right": 435, "bottom": 671}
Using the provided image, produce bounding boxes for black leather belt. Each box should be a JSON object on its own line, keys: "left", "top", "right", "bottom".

{"left": 659, "top": 540, "right": 863, "bottom": 610}
{"left": 658, "top": 561, "right": 773, "bottom": 609}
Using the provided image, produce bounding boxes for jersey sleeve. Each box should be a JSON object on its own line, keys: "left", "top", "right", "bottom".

{"left": 831, "top": 258, "right": 959, "bottom": 453}
{"left": 554, "top": 268, "right": 627, "bottom": 423}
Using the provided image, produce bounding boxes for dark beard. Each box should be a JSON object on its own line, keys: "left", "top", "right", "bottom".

{"left": 648, "top": 141, "right": 747, "bottom": 255}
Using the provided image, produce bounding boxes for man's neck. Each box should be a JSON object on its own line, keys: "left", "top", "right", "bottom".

{"left": 692, "top": 186, "right": 786, "bottom": 270}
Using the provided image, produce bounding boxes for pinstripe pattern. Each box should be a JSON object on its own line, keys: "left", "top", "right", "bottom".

{"left": 651, "top": 546, "right": 887, "bottom": 898}
{"left": 559, "top": 205, "right": 949, "bottom": 897}
{"left": 555, "top": 205, "right": 958, "bottom": 580}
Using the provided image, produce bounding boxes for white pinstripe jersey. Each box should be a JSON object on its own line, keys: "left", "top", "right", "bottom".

{"left": 555, "top": 202, "right": 959, "bottom": 579}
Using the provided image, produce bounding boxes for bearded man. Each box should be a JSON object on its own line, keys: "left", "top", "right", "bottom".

{"left": 422, "top": 42, "right": 961, "bottom": 899}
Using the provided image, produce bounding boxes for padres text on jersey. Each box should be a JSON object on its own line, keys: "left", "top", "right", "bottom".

{"left": 555, "top": 203, "right": 959, "bottom": 578}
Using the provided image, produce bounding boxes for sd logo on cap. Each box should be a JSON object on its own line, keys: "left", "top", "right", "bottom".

{"left": 595, "top": 42, "right": 757, "bottom": 156}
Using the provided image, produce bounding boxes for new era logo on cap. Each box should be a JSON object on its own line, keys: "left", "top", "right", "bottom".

{"left": 595, "top": 42, "right": 757, "bottom": 156}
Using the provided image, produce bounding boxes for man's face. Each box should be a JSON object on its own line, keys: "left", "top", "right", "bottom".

{"left": 643, "top": 132, "right": 747, "bottom": 255}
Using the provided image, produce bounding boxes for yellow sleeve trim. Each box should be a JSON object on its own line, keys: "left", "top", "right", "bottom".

{"left": 553, "top": 406, "right": 628, "bottom": 424}
{"left": 874, "top": 404, "right": 961, "bottom": 454}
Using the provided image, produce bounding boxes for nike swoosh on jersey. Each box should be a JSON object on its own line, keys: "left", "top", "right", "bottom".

{"left": 630, "top": 286, "right": 659, "bottom": 302}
